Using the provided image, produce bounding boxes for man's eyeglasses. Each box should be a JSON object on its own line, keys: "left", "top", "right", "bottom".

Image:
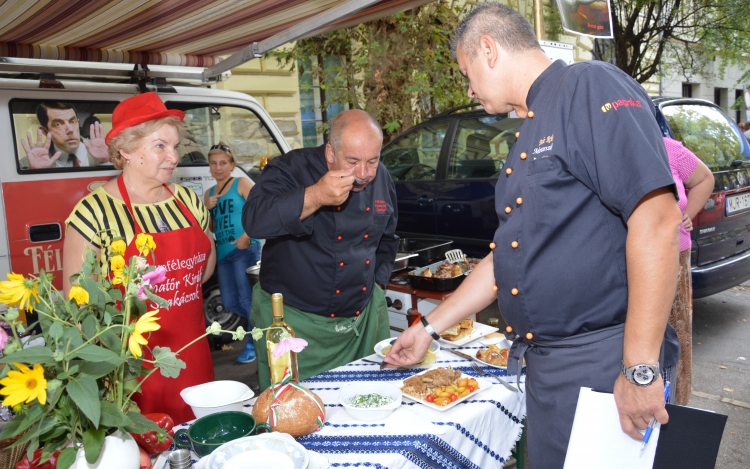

{"left": 210, "top": 144, "right": 231, "bottom": 152}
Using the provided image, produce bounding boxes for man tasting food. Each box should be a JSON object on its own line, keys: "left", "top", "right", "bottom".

{"left": 384, "top": 3, "right": 681, "bottom": 467}
{"left": 243, "top": 109, "right": 399, "bottom": 390}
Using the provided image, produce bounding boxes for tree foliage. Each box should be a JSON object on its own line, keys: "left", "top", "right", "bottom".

{"left": 591, "top": 0, "right": 750, "bottom": 84}
{"left": 269, "top": 1, "right": 471, "bottom": 142}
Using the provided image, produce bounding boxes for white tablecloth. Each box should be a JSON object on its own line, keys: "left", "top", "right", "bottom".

{"left": 168, "top": 340, "right": 526, "bottom": 469}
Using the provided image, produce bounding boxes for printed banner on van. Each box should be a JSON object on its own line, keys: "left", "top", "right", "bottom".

{"left": 555, "top": 0, "right": 614, "bottom": 38}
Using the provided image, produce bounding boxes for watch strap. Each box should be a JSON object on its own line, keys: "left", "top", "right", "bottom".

{"left": 420, "top": 316, "right": 441, "bottom": 340}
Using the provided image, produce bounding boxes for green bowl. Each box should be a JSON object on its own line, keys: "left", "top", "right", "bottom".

{"left": 174, "top": 411, "right": 270, "bottom": 457}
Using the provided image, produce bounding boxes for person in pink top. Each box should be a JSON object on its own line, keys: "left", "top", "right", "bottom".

{"left": 663, "top": 137, "right": 714, "bottom": 405}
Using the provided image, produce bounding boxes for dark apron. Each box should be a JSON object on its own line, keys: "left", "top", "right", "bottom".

{"left": 250, "top": 284, "right": 389, "bottom": 391}
{"left": 508, "top": 323, "right": 678, "bottom": 469}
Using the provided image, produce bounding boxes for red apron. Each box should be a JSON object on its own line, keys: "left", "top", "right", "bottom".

{"left": 117, "top": 176, "right": 214, "bottom": 423}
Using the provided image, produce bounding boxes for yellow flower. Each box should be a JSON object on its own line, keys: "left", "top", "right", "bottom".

{"left": 0, "top": 363, "right": 47, "bottom": 407}
{"left": 0, "top": 273, "right": 39, "bottom": 312}
{"left": 135, "top": 234, "right": 156, "bottom": 256}
{"left": 69, "top": 285, "right": 89, "bottom": 306}
{"left": 110, "top": 255, "right": 125, "bottom": 272}
{"left": 110, "top": 238, "right": 127, "bottom": 256}
{"left": 129, "top": 310, "right": 161, "bottom": 358}
{"left": 111, "top": 270, "right": 128, "bottom": 286}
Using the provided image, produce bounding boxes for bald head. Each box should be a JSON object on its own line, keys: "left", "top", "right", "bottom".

{"left": 329, "top": 110, "right": 383, "bottom": 153}
{"left": 325, "top": 110, "right": 383, "bottom": 192}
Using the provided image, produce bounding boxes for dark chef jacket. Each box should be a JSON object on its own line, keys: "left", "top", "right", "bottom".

{"left": 243, "top": 145, "right": 399, "bottom": 317}
{"left": 494, "top": 60, "right": 678, "bottom": 349}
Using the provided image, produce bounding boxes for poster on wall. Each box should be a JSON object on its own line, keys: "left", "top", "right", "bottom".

{"left": 555, "top": 0, "right": 614, "bottom": 38}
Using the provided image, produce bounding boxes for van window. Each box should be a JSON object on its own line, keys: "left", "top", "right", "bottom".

{"left": 661, "top": 104, "right": 744, "bottom": 172}
{"left": 166, "top": 103, "right": 282, "bottom": 173}
{"left": 381, "top": 122, "right": 448, "bottom": 181}
{"left": 448, "top": 115, "right": 522, "bottom": 179}
{"left": 11, "top": 100, "right": 118, "bottom": 172}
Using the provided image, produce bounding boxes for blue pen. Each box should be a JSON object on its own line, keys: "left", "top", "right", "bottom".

{"left": 641, "top": 381, "right": 670, "bottom": 452}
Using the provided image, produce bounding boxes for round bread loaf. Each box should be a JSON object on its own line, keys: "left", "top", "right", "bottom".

{"left": 252, "top": 385, "right": 325, "bottom": 437}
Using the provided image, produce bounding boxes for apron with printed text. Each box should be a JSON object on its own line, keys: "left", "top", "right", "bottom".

{"left": 118, "top": 176, "right": 214, "bottom": 423}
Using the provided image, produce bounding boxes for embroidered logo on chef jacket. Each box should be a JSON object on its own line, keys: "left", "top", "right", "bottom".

{"left": 374, "top": 199, "right": 387, "bottom": 213}
{"left": 533, "top": 135, "right": 554, "bottom": 155}
{"left": 601, "top": 98, "right": 642, "bottom": 112}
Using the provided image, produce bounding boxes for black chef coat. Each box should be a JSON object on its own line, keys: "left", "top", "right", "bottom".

{"left": 243, "top": 145, "right": 399, "bottom": 317}
{"left": 493, "top": 60, "right": 678, "bottom": 343}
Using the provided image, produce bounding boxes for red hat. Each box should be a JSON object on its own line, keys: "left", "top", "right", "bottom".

{"left": 105, "top": 92, "right": 185, "bottom": 144}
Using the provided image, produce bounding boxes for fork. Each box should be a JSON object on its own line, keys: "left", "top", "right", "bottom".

{"left": 470, "top": 362, "right": 519, "bottom": 393}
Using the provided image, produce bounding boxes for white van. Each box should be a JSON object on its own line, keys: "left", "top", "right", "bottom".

{"left": 0, "top": 62, "right": 290, "bottom": 331}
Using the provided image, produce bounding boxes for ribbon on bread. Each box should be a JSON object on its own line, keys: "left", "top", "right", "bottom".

{"left": 267, "top": 367, "right": 325, "bottom": 431}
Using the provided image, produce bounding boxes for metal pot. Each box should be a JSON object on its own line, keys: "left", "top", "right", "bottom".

{"left": 245, "top": 261, "right": 261, "bottom": 287}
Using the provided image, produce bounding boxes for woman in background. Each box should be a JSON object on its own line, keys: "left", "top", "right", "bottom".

{"left": 205, "top": 143, "right": 260, "bottom": 363}
{"left": 663, "top": 136, "right": 714, "bottom": 405}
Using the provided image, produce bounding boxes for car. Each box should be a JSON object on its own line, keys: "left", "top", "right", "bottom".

{"left": 381, "top": 100, "right": 750, "bottom": 298}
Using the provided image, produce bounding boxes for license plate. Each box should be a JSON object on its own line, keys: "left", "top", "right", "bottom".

{"left": 726, "top": 192, "right": 750, "bottom": 215}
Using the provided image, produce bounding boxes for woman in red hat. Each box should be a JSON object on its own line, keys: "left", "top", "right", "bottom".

{"left": 62, "top": 92, "right": 216, "bottom": 423}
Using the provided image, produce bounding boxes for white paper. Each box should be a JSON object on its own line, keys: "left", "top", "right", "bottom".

{"left": 564, "top": 387, "right": 660, "bottom": 469}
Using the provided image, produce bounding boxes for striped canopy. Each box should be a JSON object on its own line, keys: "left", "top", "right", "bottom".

{"left": 0, "top": 0, "right": 431, "bottom": 67}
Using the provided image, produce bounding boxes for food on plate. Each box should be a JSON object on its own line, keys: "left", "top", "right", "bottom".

{"left": 382, "top": 345, "right": 437, "bottom": 365}
{"left": 420, "top": 262, "right": 463, "bottom": 278}
{"left": 440, "top": 318, "right": 475, "bottom": 341}
{"left": 348, "top": 393, "right": 394, "bottom": 408}
{"left": 401, "top": 367, "right": 480, "bottom": 406}
{"left": 465, "top": 258, "right": 480, "bottom": 271}
{"left": 476, "top": 344, "right": 510, "bottom": 367}
{"left": 252, "top": 384, "right": 326, "bottom": 437}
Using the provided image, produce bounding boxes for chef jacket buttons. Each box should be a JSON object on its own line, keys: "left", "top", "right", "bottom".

{"left": 511, "top": 288, "right": 519, "bottom": 295}
{"left": 492, "top": 285, "right": 498, "bottom": 292}
{"left": 355, "top": 311, "right": 361, "bottom": 316}
{"left": 505, "top": 168, "right": 513, "bottom": 175}
{"left": 516, "top": 197, "right": 523, "bottom": 205}
{"left": 520, "top": 152, "right": 527, "bottom": 160}
{"left": 336, "top": 289, "right": 340, "bottom": 294}
{"left": 526, "top": 332, "right": 534, "bottom": 340}
{"left": 515, "top": 131, "right": 520, "bottom": 138}
{"left": 366, "top": 207, "right": 370, "bottom": 212}
{"left": 489, "top": 242, "right": 496, "bottom": 249}
{"left": 337, "top": 235, "right": 342, "bottom": 241}
{"left": 511, "top": 241, "right": 519, "bottom": 249}
{"left": 506, "top": 326, "right": 513, "bottom": 333}
{"left": 527, "top": 111, "right": 535, "bottom": 118}
{"left": 337, "top": 206, "right": 341, "bottom": 211}
{"left": 339, "top": 262, "right": 345, "bottom": 267}
{"left": 366, "top": 259, "right": 371, "bottom": 265}
{"left": 364, "top": 234, "right": 369, "bottom": 239}
{"left": 362, "top": 286, "right": 367, "bottom": 292}
{"left": 330, "top": 313, "right": 335, "bottom": 318}
{"left": 505, "top": 206, "right": 512, "bottom": 214}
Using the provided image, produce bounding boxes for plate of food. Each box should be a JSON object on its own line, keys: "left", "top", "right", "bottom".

{"left": 473, "top": 343, "right": 510, "bottom": 369}
{"left": 374, "top": 338, "right": 440, "bottom": 365}
{"left": 398, "top": 366, "right": 489, "bottom": 411}
{"left": 438, "top": 319, "right": 499, "bottom": 347}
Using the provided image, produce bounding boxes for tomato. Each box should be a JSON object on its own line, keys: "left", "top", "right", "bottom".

{"left": 426, "top": 394, "right": 435, "bottom": 402}
{"left": 468, "top": 385, "right": 476, "bottom": 392}
{"left": 449, "top": 393, "right": 458, "bottom": 402}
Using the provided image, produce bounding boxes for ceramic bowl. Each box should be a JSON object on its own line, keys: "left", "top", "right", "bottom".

{"left": 174, "top": 411, "right": 270, "bottom": 457}
{"left": 207, "top": 433, "right": 309, "bottom": 469}
{"left": 374, "top": 338, "right": 440, "bottom": 359}
{"left": 180, "top": 380, "right": 254, "bottom": 418}
{"left": 338, "top": 381, "right": 402, "bottom": 421}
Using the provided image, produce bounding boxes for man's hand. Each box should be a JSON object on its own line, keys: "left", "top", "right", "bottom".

{"left": 83, "top": 121, "right": 109, "bottom": 163}
{"left": 232, "top": 235, "right": 251, "bottom": 250}
{"left": 383, "top": 324, "right": 433, "bottom": 367}
{"left": 206, "top": 193, "right": 219, "bottom": 210}
{"left": 300, "top": 169, "right": 355, "bottom": 219}
{"left": 681, "top": 213, "right": 693, "bottom": 232}
{"left": 21, "top": 129, "right": 61, "bottom": 169}
{"left": 613, "top": 373, "right": 669, "bottom": 440}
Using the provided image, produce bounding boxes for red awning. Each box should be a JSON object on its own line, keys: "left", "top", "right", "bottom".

{"left": 0, "top": 0, "right": 432, "bottom": 67}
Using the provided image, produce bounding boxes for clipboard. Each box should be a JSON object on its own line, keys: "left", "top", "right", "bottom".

{"left": 653, "top": 403, "right": 727, "bottom": 469}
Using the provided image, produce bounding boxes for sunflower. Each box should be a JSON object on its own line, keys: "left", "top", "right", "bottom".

{"left": 0, "top": 363, "right": 47, "bottom": 407}
{"left": 129, "top": 310, "right": 161, "bottom": 358}
{"left": 69, "top": 285, "right": 89, "bottom": 306}
{"left": 0, "top": 273, "right": 39, "bottom": 312}
{"left": 109, "top": 238, "right": 127, "bottom": 256}
{"left": 135, "top": 234, "right": 156, "bottom": 256}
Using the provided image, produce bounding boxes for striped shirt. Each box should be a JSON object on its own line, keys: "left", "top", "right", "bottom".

{"left": 66, "top": 185, "right": 209, "bottom": 267}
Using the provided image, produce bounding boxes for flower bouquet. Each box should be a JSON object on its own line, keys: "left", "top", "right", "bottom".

{"left": 0, "top": 234, "right": 245, "bottom": 469}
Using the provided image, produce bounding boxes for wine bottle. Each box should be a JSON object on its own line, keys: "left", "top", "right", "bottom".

{"left": 266, "top": 293, "right": 299, "bottom": 384}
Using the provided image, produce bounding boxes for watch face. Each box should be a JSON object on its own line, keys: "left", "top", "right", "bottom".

{"left": 633, "top": 365, "right": 655, "bottom": 385}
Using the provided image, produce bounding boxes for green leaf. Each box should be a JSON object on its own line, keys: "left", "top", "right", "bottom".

{"left": 107, "top": 288, "right": 123, "bottom": 302}
{"left": 0, "top": 405, "right": 44, "bottom": 440}
{"left": 66, "top": 375, "right": 101, "bottom": 427}
{"left": 0, "top": 347, "right": 54, "bottom": 365}
{"left": 98, "top": 327, "right": 121, "bottom": 351}
{"left": 78, "top": 360, "right": 122, "bottom": 380}
{"left": 70, "top": 344, "right": 122, "bottom": 363}
{"left": 83, "top": 427, "right": 105, "bottom": 464}
{"left": 81, "top": 315, "right": 98, "bottom": 339}
{"left": 62, "top": 326, "right": 84, "bottom": 350}
{"left": 48, "top": 321, "right": 64, "bottom": 339}
{"left": 40, "top": 437, "right": 69, "bottom": 462}
{"left": 99, "top": 401, "right": 133, "bottom": 427}
{"left": 152, "top": 346, "right": 186, "bottom": 378}
{"left": 144, "top": 287, "right": 169, "bottom": 308}
{"left": 124, "top": 411, "right": 160, "bottom": 434}
{"left": 56, "top": 447, "right": 78, "bottom": 469}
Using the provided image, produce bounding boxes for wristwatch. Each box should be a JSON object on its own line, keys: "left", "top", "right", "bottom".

{"left": 419, "top": 316, "right": 441, "bottom": 340}
{"left": 621, "top": 361, "right": 660, "bottom": 386}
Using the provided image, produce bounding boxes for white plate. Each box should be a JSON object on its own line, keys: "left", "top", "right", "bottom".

{"left": 472, "top": 338, "right": 513, "bottom": 370}
{"left": 398, "top": 367, "right": 490, "bottom": 412}
{"left": 206, "top": 433, "right": 308, "bottom": 469}
{"left": 438, "top": 322, "right": 499, "bottom": 347}
{"left": 374, "top": 338, "right": 440, "bottom": 359}
{"left": 223, "top": 450, "right": 293, "bottom": 469}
